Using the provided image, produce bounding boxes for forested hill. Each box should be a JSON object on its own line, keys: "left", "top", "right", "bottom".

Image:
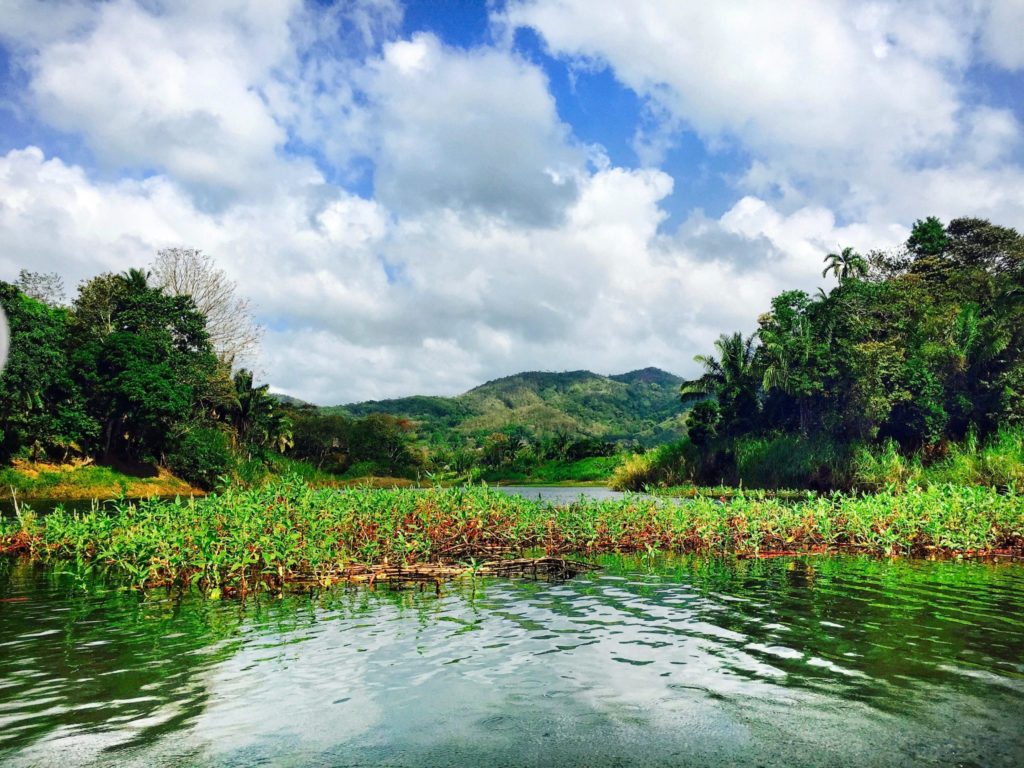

{"left": 322, "top": 367, "right": 688, "bottom": 446}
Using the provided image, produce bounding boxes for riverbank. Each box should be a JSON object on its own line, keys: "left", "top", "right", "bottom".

{"left": 2, "top": 480, "right": 1020, "bottom": 596}
{"left": 478, "top": 456, "right": 620, "bottom": 486}
{"left": 0, "top": 461, "right": 204, "bottom": 501}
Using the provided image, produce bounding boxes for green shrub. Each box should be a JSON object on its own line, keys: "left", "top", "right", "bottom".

{"left": 922, "top": 427, "right": 1024, "bottom": 489}
{"left": 853, "top": 439, "right": 922, "bottom": 492}
{"left": 342, "top": 460, "right": 387, "bottom": 479}
{"left": 733, "top": 435, "right": 850, "bottom": 489}
{"left": 167, "top": 427, "right": 233, "bottom": 489}
{"left": 532, "top": 456, "right": 619, "bottom": 483}
{"left": 977, "top": 428, "right": 1024, "bottom": 488}
{"left": 609, "top": 453, "right": 658, "bottom": 491}
{"left": 610, "top": 441, "right": 693, "bottom": 490}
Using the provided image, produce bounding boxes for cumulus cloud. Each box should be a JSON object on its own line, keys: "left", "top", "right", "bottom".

{"left": 504, "top": 1, "right": 957, "bottom": 164}
{"left": 1, "top": 0, "right": 1022, "bottom": 404}
{"left": 353, "top": 32, "right": 587, "bottom": 225}
{"left": 501, "top": 0, "right": 1024, "bottom": 225}
{"left": 980, "top": 0, "right": 1024, "bottom": 70}
{"left": 1, "top": 144, "right": 899, "bottom": 404}
{"left": 3, "top": 0, "right": 319, "bottom": 204}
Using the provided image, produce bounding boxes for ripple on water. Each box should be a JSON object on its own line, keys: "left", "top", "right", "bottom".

{"left": 1, "top": 555, "right": 1023, "bottom": 766}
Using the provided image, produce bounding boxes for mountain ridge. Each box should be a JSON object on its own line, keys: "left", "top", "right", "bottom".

{"left": 320, "top": 367, "right": 689, "bottom": 446}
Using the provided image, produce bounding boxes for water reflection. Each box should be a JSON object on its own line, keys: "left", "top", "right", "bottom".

{"left": 491, "top": 486, "right": 630, "bottom": 503}
{"left": 1, "top": 555, "right": 1022, "bottom": 766}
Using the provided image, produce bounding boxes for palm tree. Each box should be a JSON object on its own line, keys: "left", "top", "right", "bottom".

{"left": 680, "top": 332, "right": 758, "bottom": 402}
{"left": 120, "top": 268, "right": 151, "bottom": 291}
{"left": 822, "top": 247, "right": 868, "bottom": 283}
{"left": 230, "top": 369, "right": 292, "bottom": 455}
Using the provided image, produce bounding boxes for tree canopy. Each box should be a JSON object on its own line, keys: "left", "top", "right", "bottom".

{"left": 679, "top": 215, "right": 1024, "bottom": 484}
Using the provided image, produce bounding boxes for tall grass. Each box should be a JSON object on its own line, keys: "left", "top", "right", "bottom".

{"left": 733, "top": 435, "right": 852, "bottom": 489}
{"left": 610, "top": 441, "right": 692, "bottom": 490}
{"left": 852, "top": 440, "right": 923, "bottom": 492}
{"left": 854, "top": 428, "right": 1024, "bottom": 491}
{"left": 2, "top": 479, "right": 1020, "bottom": 596}
{"left": 616, "top": 427, "right": 1024, "bottom": 493}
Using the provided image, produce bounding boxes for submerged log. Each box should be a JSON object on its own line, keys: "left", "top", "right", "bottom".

{"left": 475, "top": 557, "right": 600, "bottom": 580}
{"left": 331, "top": 557, "right": 599, "bottom": 588}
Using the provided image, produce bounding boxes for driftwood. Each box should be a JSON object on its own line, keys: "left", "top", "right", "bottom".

{"left": 297, "top": 557, "right": 600, "bottom": 589}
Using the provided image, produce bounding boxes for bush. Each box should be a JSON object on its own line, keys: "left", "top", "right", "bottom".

{"left": 922, "top": 427, "right": 1024, "bottom": 489}
{"left": 610, "top": 440, "right": 694, "bottom": 490}
{"left": 853, "top": 439, "right": 922, "bottom": 492}
{"left": 167, "top": 427, "right": 233, "bottom": 489}
{"left": 977, "top": 428, "right": 1024, "bottom": 488}
{"left": 343, "top": 460, "right": 387, "bottom": 479}
{"left": 609, "top": 453, "right": 658, "bottom": 491}
{"left": 531, "top": 456, "right": 620, "bottom": 483}
{"left": 732, "top": 435, "right": 850, "bottom": 490}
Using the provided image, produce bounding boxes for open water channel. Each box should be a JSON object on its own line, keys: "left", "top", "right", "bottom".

{"left": 2, "top": 544, "right": 1023, "bottom": 766}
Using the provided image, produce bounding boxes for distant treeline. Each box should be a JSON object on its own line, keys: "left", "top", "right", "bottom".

{"left": 0, "top": 253, "right": 619, "bottom": 488}
{"left": 0, "top": 259, "right": 282, "bottom": 487}
{"left": 0, "top": 253, "right": 433, "bottom": 488}
{"left": 288, "top": 410, "right": 618, "bottom": 482}
{"left": 617, "top": 216, "right": 1024, "bottom": 490}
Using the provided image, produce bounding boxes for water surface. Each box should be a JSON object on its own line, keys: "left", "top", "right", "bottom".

{"left": 1, "top": 555, "right": 1022, "bottom": 766}
{"left": 492, "top": 485, "right": 629, "bottom": 503}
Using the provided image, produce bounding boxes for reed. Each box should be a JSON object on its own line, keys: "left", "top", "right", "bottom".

{"left": 2, "top": 479, "right": 1021, "bottom": 596}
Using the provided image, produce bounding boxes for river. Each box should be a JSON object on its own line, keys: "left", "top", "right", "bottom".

{"left": 1, "top": 552, "right": 1022, "bottom": 766}
{"left": 0, "top": 486, "right": 630, "bottom": 518}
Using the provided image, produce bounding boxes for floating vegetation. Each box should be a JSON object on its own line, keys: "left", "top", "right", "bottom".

{"left": 1, "top": 478, "right": 1021, "bottom": 597}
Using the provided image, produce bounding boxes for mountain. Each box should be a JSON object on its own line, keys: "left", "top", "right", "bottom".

{"left": 324, "top": 367, "right": 688, "bottom": 446}
{"left": 269, "top": 392, "right": 315, "bottom": 408}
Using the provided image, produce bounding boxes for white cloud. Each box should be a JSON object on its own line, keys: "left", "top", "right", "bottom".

{"left": 980, "top": 0, "right": 1024, "bottom": 70}
{"left": 356, "top": 32, "right": 587, "bottom": 225}
{"left": 7, "top": 0, "right": 315, "bottom": 204}
{"left": 501, "top": 0, "right": 1024, "bottom": 228}
{"left": 2, "top": 0, "right": 1022, "bottom": 406}
{"left": 1, "top": 145, "right": 907, "bottom": 404}
{"left": 503, "top": 1, "right": 960, "bottom": 171}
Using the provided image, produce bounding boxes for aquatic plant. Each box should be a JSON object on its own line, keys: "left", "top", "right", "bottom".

{"left": 1, "top": 479, "right": 1021, "bottom": 596}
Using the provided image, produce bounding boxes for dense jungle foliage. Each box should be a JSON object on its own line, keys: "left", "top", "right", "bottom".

{"left": 5, "top": 215, "right": 1022, "bottom": 493}
{"left": 0, "top": 269, "right": 286, "bottom": 488}
{"left": 616, "top": 216, "right": 1024, "bottom": 490}
{"left": 0, "top": 265, "right": 630, "bottom": 489}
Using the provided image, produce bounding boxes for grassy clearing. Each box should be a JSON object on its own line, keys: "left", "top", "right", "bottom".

{"left": 236, "top": 454, "right": 414, "bottom": 489}
{"left": 482, "top": 456, "right": 620, "bottom": 486}
{"left": 2, "top": 479, "right": 1021, "bottom": 596}
{"left": 0, "top": 461, "right": 202, "bottom": 501}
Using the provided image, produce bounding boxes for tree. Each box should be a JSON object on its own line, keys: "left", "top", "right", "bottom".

{"left": 681, "top": 332, "right": 760, "bottom": 435}
{"left": 15, "top": 270, "right": 65, "bottom": 306}
{"left": 945, "top": 217, "right": 1024, "bottom": 275}
{"left": 70, "top": 271, "right": 219, "bottom": 461}
{"left": 292, "top": 412, "right": 353, "bottom": 471}
{"left": 907, "top": 216, "right": 948, "bottom": 258}
{"left": 686, "top": 400, "right": 720, "bottom": 447}
{"left": 347, "top": 414, "right": 419, "bottom": 475}
{"left": 0, "top": 283, "right": 95, "bottom": 460}
{"left": 228, "top": 369, "right": 292, "bottom": 456}
{"left": 822, "top": 247, "right": 868, "bottom": 283}
{"left": 757, "top": 291, "right": 832, "bottom": 434}
{"left": 151, "top": 248, "right": 262, "bottom": 366}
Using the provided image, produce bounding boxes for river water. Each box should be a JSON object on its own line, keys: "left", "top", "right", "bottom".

{"left": 0, "top": 487, "right": 624, "bottom": 518}
{"left": 1, "top": 554, "right": 1022, "bottom": 767}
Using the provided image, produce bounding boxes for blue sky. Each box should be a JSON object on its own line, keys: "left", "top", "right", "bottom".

{"left": 1, "top": 0, "right": 1022, "bottom": 403}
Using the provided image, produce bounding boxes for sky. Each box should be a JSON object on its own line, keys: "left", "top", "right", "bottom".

{"left": 1, "top": 0, "right": 1023, "bottom": 405}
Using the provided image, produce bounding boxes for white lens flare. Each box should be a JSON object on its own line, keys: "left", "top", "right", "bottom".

{"left": 0, "top": 306, "right": 7, "bottom": 374}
